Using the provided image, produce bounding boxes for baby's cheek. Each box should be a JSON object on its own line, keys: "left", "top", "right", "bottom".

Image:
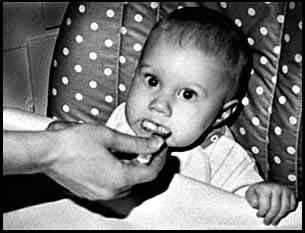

{"left": 167, "top": 128, "right": 200, "bottom": 147}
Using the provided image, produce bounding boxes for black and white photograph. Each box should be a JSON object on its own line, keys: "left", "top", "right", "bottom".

{"left": 3, "top": 2, "right": 302, "bottom": 230}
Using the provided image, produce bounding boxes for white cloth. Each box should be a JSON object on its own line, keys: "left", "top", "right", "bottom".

{"left": 3, "top": 177, "right": 302, "bottom": 230}
{"left": 106, "top": 103, "right": 263, "bottom": 196}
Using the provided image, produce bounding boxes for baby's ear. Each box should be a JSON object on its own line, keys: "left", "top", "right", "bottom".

{"left": 212, "top": 99, "right": 239, "bottom": 127}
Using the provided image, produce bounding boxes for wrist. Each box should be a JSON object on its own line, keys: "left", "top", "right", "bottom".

{"left": 34, "top": 130, "right": 62, "bottom": 173}
{"left": 3, "top": 130, "right": 59, "bottom": 175}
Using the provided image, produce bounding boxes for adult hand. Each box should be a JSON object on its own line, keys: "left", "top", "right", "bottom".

{"left": 43, "top": 122, "right": 168, "bottom": 201}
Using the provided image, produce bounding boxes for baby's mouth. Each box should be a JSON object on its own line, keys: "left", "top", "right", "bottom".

{"left": 140, "top": 119, "right": 171, "bottom": 138}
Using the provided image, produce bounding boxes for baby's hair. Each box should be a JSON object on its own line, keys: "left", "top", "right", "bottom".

{"left": 144, "top": 7, "right": 252, "bottom": 101}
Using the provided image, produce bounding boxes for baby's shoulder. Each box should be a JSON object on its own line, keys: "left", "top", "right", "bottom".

{"left": 204, "top": 126, "right": 255, "bottom": 163}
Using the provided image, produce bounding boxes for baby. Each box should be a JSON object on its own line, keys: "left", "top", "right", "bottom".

{"left": 105, "top": 7, "right": 297, "bottom": 225}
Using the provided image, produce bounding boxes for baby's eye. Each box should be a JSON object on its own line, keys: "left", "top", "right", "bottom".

{"left": 179, "top": 89, "right": 197, "bottom": 100}
{"left": 145, "top": 75, "right": 159, "bottom": 87}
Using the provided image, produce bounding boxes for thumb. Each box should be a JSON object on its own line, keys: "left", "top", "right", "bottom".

{"left": 246, "top": 185, "right": 259, "bottom": 209}
{"left": 104, "top": 127, "right": 165, "bottom": 155}
{"left": 123, "top": 144, "right": 168, "bottom": 184}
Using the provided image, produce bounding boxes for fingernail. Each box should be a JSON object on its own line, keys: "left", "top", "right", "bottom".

{"left": 136, "top": 154, "right": 152, "bottom": 164}
{"left": 151, "top": 135, "right": 164, "bottom": 148}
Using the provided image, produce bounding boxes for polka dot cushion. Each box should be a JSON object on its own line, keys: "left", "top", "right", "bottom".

{"left": 267, "top": 2, "right": 302, "bottom": 200}
{"left": 47, "top": 2, "right": 124, "bottom": 124}
{"left": 47, "top": 2, "right": 302, "bottom": 199}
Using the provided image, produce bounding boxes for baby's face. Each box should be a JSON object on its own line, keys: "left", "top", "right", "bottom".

{"left": 126, "top": 36, "right": 229, "bottom": 148}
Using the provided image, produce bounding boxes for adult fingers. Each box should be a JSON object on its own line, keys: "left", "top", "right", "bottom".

{"left": 47, "top": 120, "right": 80, "bottom": 131}
{"left": 263, "top": 190, "right": 281, "bottom": 225}
{"left": 121, "top": 145, "right": 168, "bottom": 185}
{"left": 271, "top": 190, "right": 291, "bottom": 226}
{"left": 103, "top": 127, "right": 165, "bottom": 155}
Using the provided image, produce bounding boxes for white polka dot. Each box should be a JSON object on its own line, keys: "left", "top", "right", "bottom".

{"left": 284, "top": 33, "right": 290, "bottom": 42}
{"left": 119, "top": 56, "right": 126, "bottom": 64}
{"left": 251, "top": 117, "right": 260, "bottom": 126}
{"left": 273, "top": 46, "right": 281, "bottom": 55}
{"left": 52, "top": 88, "right": 57, "bottom": 96}
{"left": 282, "top": 65, "right": 288, "bottom": 74}
{"left": 52, "top": 116, "right": 58, "bottom": 120}
{"left": 151, "top": 2, "right": 159, "bottom": 9}
{"left": 62, "top": 76, "right": 69, "bottom": 85}
{"left": 289, "top": 2, "right": 295, "bottom": 10}
{"left": 220, "top": 2, "right": 227, "bottom": 8}
{"left": 277, "top": 15, "right": 285, "bottom": 24}
{"left": 289, "top": 116, "right": 297, "bottom": 125}
{"left": 119, "top": 83, "right": 126, "bottom": 92}
{"left": 251, "top": 146, "right": 259, "bottom": 154}
{"left": 274, "top": 126, "right": 282, "bottom": 135}
{"left": 78, "top": 4, "right": 86, "bottom": 13}
{"left": 62, "top": 104, "right": 70, "bottom": 112}
{"left": 75, "top": 35, "right": 83, "bottom": 44}
{"left": 288, "top": 174, "right": 296, "bottom": 182}
{"left": 298, "top": 21, "right": 302, "bottom": 30}
{"left": 89, "top": 80, "right": 97, "bottom": 89}
{"left": 268, "top": 106, "right": 272, "bottom": 114}
{"left": 120, "top": 26, "right": 127, "bottom": 35}
{"left": 177, "top": 5, "right": 184, "bottom": 9}
{"left": 278, "top": 96, "right": 286, "bottom": 104}
{"left": 66, "top": 17, "right": 72, "bottom": 26}
{"left": 133, "top": 43, "right": 142, "bottom": 52}
{"left": 292, "top": 85, "right": 300, "bottom": 94}
{"left": 62, "top": 47, "right": 69, "bottom": 56}
{"left": 90, "top": 108, "right": 100, "bottom": 116}
{"left": 242, "top": 97, "right": 249, "bottom": 106}
{"left": 260, "top": 26, "right": 268, "bottom": 36}
{"left": 286, "top": 146, "right": 296, "bottom": 155}
{"left": 256, "top": 86, "right": 264, "bottom": 95}
{"left": 104, "top": 39, "right": 113, "bottom": 48}
{"left": 90, "top": 22, "right": 99, "bottom": 31}
{"left": 260, "top": 56, "right": 268, "bottom": 65}
{"left": 105, "top": 95, "right": 114, "bottom": 103}
{"left": 251, "top": 69, "right": 255, "bottom": 75}
{"left": 271, "top": 76, "right": 277, "bottom": 84}
{"left": 274, "top": 156, "right": 281, "bottom": 164}
{"left": 53, "top": 59, "right": 58, "bottom": 67}
{"left": 75, "top": 93, "right": 83, "bottom": 101}
{"left": 248, "top": 8, "right": 256, "bottom": 16}
{"left": 247, "top": 37, "right": 255, "bottom": 46}
{"left": 294, "top": 53, "right": 302, "bottom": 63}
{"left": 239, "top": 127, "right": 246, "bottom": 135}
{"left": 234, "top": 18, "right": 242, "bottom": 27}
{"left": 89, "top": 52, "right": 98, "bottom": 60}
{"left": 104, "top": 68, "right": 112, "bottom": 76}
{"left": 106, "top": 9, "right": 115, "bottom": 18}
{"left": 74, "top": 64, "right": 82, "bottom": 73}
{"left": 210, "top": 135, "right": 219, "bottom": 142}
{"left": 264, "top": 2, "right": 271, "bottom": 4}
{"left": 78, "top": 120, "right": 85, "bottom": 123}
{"left": 134, "top": 14, "right": 143, "bottom": 23}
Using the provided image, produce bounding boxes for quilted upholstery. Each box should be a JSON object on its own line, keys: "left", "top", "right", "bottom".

{"left": 47, "top": 2, "right": 302, "bottom": 200}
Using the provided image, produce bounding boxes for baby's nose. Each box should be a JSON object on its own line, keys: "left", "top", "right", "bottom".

{"left": 149, "top": 96, "right": 172, "bottom": 117}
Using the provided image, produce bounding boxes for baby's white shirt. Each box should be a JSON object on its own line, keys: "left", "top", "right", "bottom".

{"left": 106, "top": 103, "right": 263, "bottom": 197}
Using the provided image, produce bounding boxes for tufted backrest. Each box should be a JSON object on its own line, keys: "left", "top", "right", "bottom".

{"left": 47, "top": 2, "right": 302, "bottom": 200}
